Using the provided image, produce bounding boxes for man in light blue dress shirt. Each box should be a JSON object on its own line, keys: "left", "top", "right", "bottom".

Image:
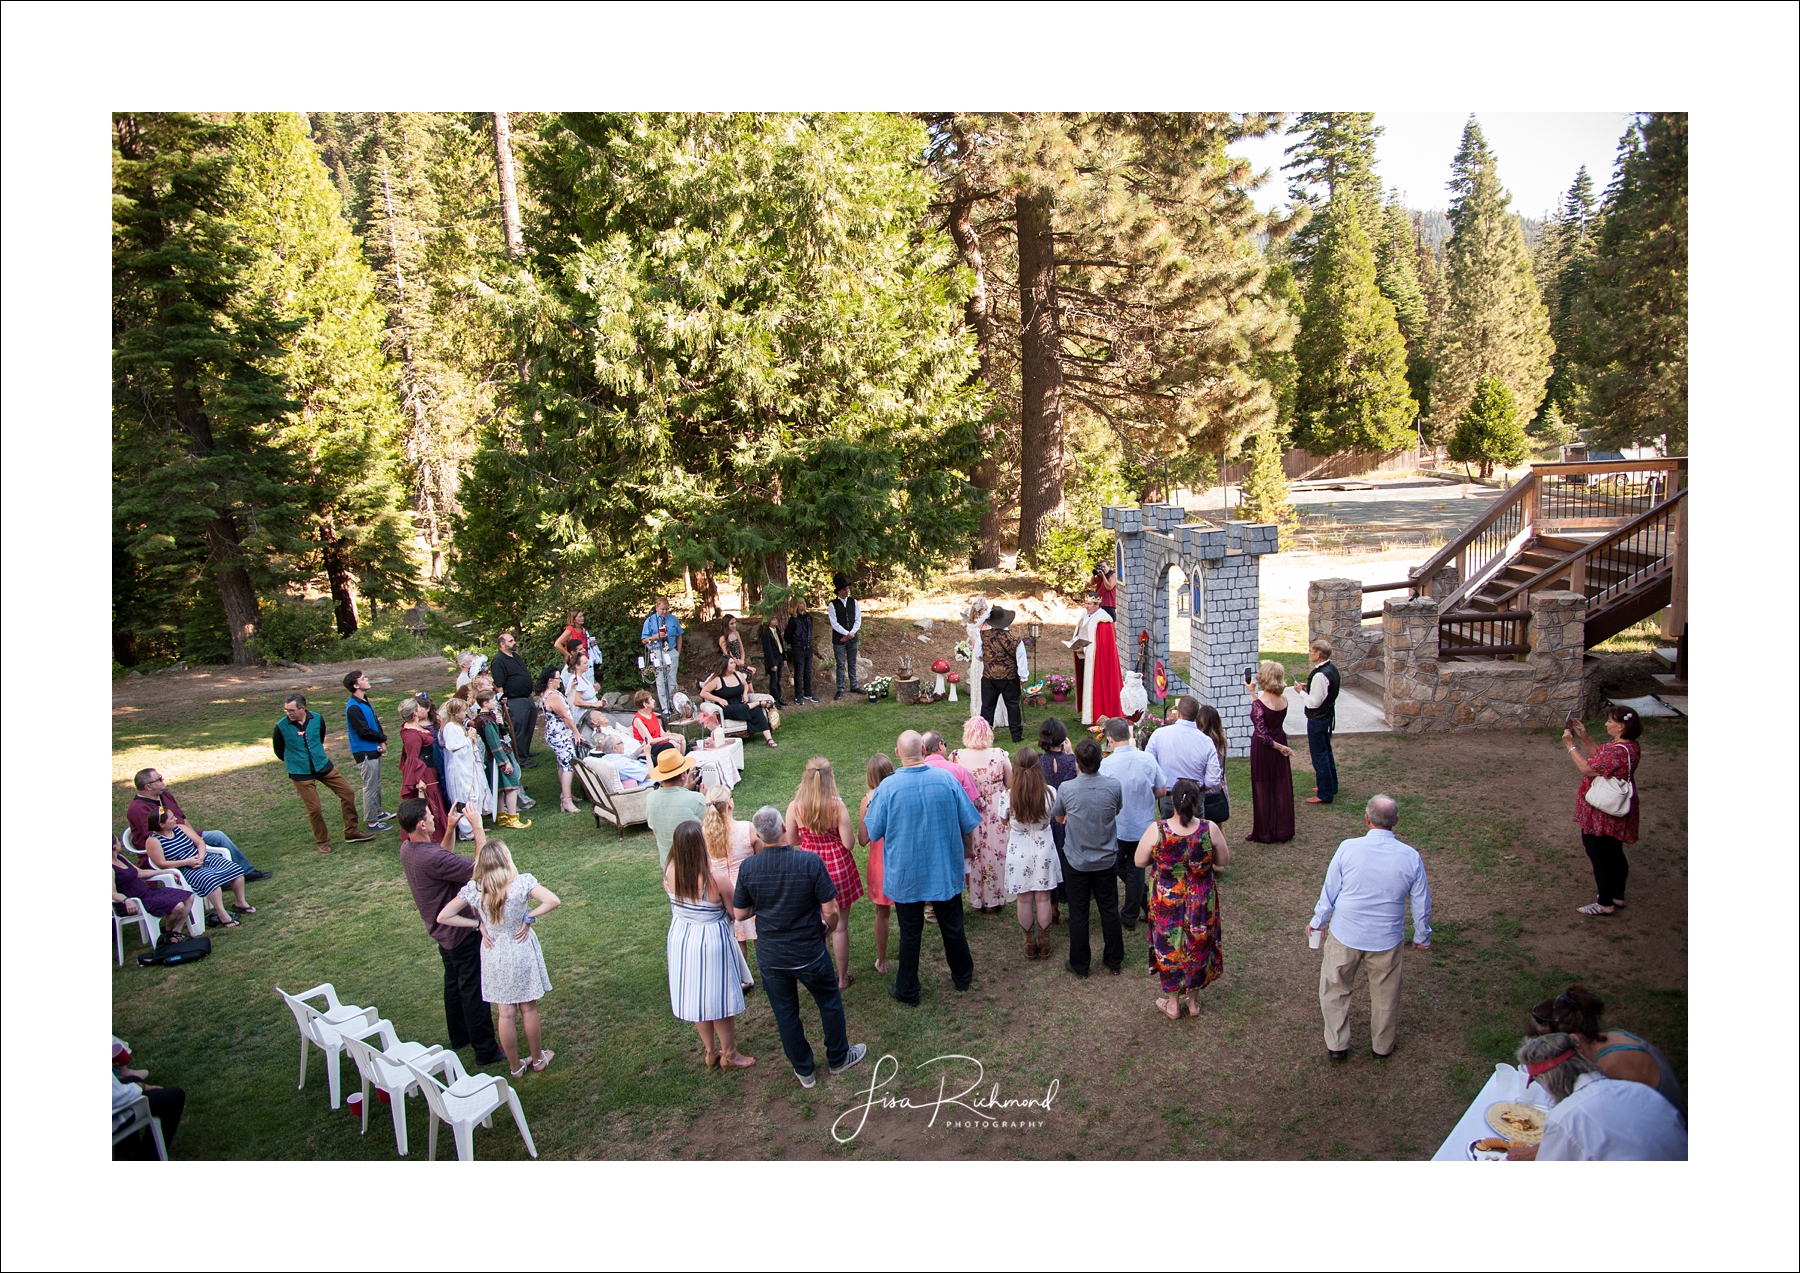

{"left": 1099, "top": 717, "right": 1168, "bottom": 929}
{"left": 1306, "top": 794, "right": 1431, "bottom": 1062}
{"left": 863, "top": 730, "right": 982, "bottom": 1005}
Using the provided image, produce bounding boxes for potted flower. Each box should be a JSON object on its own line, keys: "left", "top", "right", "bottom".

{"left": 1045, "top": 671, "right": 1075, "bottom": 702}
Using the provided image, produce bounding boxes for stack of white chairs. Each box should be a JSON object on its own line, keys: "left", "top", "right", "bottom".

{"left": 274, "top": 983, "right": 383, "bottom": 1109}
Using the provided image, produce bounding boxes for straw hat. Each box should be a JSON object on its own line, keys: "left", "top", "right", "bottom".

{"left": 651, "top": 748, "right": 698, "bottom": 783}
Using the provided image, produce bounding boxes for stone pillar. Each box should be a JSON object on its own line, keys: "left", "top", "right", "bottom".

{"left": 1526, "top": 590, "right": 1586, "bottom": 724}
{"left": 1381, "top": 596, "right": 1441, "bottom": 732}
{"left": 1308, "top": 577, "right": 1364, "bottom": 659}
{"left": 1426, "top": 564, "right": 1460, "bottom": 601}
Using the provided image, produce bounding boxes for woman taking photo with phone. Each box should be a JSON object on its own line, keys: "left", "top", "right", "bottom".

{"left": 1562, "top": 706, "right": 1642, "bottom": 917}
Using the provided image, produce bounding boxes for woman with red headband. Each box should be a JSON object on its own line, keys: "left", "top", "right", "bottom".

{"left": 1528, "top": 984, "right": 1685, "bottom": 1119}
{"left": 1505, "top": 1033, "right": 1686, "bottom": 1160}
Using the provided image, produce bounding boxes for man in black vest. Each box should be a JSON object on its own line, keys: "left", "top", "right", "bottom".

{"left": 1297, "top": 635, "right": 1341, "bottom": 805}
{"left": 828, "top": 573, "right": 862, "bottom": 700}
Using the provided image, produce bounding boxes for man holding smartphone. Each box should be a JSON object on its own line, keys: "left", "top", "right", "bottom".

{"left": 1294, "top": 636, "right": 1341, "bottom": 806}
{"left": 398, "top": 796, "right": 504, "bottom": 1067}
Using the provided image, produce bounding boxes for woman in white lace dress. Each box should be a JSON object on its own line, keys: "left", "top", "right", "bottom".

{"left": 437, "top": 839, "right": 561, "bottom": 1079}
{"left": 440, "top": 698, "right": 488, "bottom": 839}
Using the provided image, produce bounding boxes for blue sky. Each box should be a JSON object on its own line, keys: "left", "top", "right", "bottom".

{"left": 1229, "top": 112, "right": 1638, "bottom": 218}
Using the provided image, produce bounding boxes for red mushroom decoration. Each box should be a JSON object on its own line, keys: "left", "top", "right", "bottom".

{"left": 931, "top": 658, "right": 952, "bottom": 698}
{"left": 945, "top": 669, "right": 961, "bottom": 702}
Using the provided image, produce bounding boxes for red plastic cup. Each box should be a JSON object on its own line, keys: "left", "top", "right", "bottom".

{"left": 344, "top": 1092, "right": 364, "bottom": 1115}
{"left": 375, "top": 1088, "right": 392, "bottom": 1106}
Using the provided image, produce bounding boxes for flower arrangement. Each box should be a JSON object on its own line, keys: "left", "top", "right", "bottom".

{"left": 1045, "top": 671, "right": 1076, "bottom": 698}
{"left": 866, "top": 676, "right": 893, "bottom": 696}
{"left": 955, "top": 639, "right": 972, "bottom": 663}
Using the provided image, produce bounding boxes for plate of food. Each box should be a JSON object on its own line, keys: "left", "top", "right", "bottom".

{"left": 1468, "top": 1136, "right": 1511, "bottom": 1161}
{"left": 1484, "top": 1102, "right": 1547, "bottom": 1145}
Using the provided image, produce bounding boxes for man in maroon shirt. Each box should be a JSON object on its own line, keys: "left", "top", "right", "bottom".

{"left": 127, "top": 768, "right": 270, "bottom": 882}
{"left": 397, "top": 797, "right": 503, "bottom": 1065}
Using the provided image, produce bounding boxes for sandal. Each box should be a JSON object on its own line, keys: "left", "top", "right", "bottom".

{"left": 217, "top": 916, "right": 241, "bottom": 929}
{"left": 720, "top": 1050, "right": 756, "bottom": 1069}
{"left": 1576, "top": 902, "right": 1616, "bottom": 916}
{"left": 766, "top": 739, "right": 778, "bottom": 748}
{"left": 704, "top": 1045, "right": 720, "bottom": 1069}
{"left": 1155, "top": 996, "right": 1182, "bottom": 1020}
{"left": 531, "top": 1049, "right": 555, "bottom": 1073}
{"left": 560, "top": 803, "right": 580, "bottom": 814}
{"left": 510, "top": 1059, "right": 530, "bottom": 1079}
{"left": 230, "top": 904, "right": 257, "bottom": 915}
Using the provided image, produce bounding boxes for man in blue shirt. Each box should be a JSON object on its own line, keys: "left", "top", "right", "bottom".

{"left": 1099, "top": 716, "right": 1168, "bottom": 929}
{"left": 862, "top": 730, "right": 981, "bottom": 1005}
{"left": 343, "top": 670, "right": 393, "bottom": 831}
{"left": 1306, "top": 794, "right": 1432, "bottom": 1061}
{"left": 641, "top": 597, "right": 684, "bottom": 714}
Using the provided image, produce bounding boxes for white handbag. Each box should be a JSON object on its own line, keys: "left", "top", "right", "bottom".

{"left": 1583, "top": 746, "right": 1636, "bottom": 817}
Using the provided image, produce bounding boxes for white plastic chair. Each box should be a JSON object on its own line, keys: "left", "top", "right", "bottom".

{"left": 340, "top": 1025, "right": 463, "bottom": 1157}
{"left": 113, "top": 899, "right": 163, "bottom": 966}
{"left": 112, "top": 1093, "right": 168, "bottom": 1161}
{"left": 126, "top": 829, "right": 215, "bottom": 938}
{"left": 275, "top": 984, "right": 382, "bottom": 1109}
{"left": 401, "top": 1057, "right": 537, "bottom": 1161}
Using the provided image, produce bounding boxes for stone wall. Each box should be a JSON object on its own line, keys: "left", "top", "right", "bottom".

{"left": 1307, "top": 566, "right": 1458, "bottom": 684}
{"left": 1106, "top": 505, "right": 1276, "bottom": 757}
{"left": 1380, "top": 590, "right": 1587, "bottom": 732}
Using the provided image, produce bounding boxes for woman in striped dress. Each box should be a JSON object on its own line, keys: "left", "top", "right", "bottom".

{"left": 144, "top": 809, "right": 252, "bottom": 929}
{"left": 785, "top": 757, "right": 862, "bottom": 990}
{"left": 664, "top": 821, "right": 755, "bottom": 1070}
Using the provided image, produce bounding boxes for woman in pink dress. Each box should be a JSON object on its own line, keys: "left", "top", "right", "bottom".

{"left": 857, "top": 753, "right": 896, "bottom": 975}
{"left": 785, "top": 756, "right": 863, "bottom": 990}
{"left": 954, "top": 715, "right": 1014, "bottom": 913}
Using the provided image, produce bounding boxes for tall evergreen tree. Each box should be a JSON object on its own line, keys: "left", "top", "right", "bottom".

{"left": 1291, "top": 195, "right": 1417, "bottom": 454}
{"left": 1376, "top": 193, "right": 1430, "bottom": 407}
{"left": 113, "top": 113, "right": 303, "bottom": 665}
{"left": 1579, "top": 114, "right": 1687, "bottom": 453}
{"left": 226, "top": 113, "right": 418, "bottom": 634}
{"left": 1447, "top": 373, "right": 1527, "bottom": 477}
{"left": 1534, "top": 165, "right": 1598, "bottom": 431}
{"left": 1428, "top": 116, "right": 1553, "bottom": 441}
{"left": 1410, "top": 211, "right": 1448, "bottom": 422}
{"left": 1281, "top": 112, "right": 1382, "bottom": 268}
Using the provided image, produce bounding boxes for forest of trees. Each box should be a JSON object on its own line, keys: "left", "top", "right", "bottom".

{"left": 112, "top": 111, "right": 1689, "bottom": 667}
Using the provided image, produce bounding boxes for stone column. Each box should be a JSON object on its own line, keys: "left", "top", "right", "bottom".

{"left": 1308, "top": 577, "right": 1364, "bottom": 659}
{"left": 1426, "top": 564, "right": 1460, "bottom": 601}
{"left": 1381, "top": 596, "right": 1441, "bottom": 732}
{"left": 1526, "top": 590, "right": 1587, "bottom": 724}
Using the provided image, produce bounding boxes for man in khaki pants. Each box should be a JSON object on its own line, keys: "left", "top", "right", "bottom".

{"left": 1306, "top": 794, "right": 1431, "bottom": 1061}
{"left": 273, "top": 693, "right": 377, "bottom": 853}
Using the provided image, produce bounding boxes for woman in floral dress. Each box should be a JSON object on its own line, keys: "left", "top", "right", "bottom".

{"left": 785, "top": 756, "right": 863, "bottom": 989}
{"left": 954, "top": 715, "right": 1013, "bottom": 913}
{"left": 1133, "top": 779, "right": 1230, "bottom": 1020}
{"left": 1562, "top": 705, "right": 1643, "bottom": 916}
{"left": 1001, "top": 747, "right": 1061, "bottom": 960}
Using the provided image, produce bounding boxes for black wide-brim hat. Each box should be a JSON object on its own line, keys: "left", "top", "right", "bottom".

{"left": 988, "top": 606, "right": 1015, "bottom": 629}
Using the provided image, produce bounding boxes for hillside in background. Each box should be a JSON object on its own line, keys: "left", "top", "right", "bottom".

{"left": 1410, "top": 207, "right": 1540, "bottom": 250}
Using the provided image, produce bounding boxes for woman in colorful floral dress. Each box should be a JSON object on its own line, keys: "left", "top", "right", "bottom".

{"left": 954, "top": 715, "right": 1013, "bottom": 913}
{"left": 1133, "top": 778, "right": 1230, "bottom": 1020}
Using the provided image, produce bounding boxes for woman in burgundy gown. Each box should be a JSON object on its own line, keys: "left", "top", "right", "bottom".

{"left": 1246, "top": 661, "right": 1296, "bottom": 843}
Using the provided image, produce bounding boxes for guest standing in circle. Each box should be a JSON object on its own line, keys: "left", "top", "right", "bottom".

{"left": 440, "top": 698, "right": 486, "bottom": 840}
{"left": 1038, "top": 718, "right": 1078, "bottom": 924}
{"left": 1134, "top": 779, "right": 1229, "bottom": 1019}
{"left": 553, "top": 609, "right": 591, "bottom": 669}
{"left": 954, "top": 715, "right": 1013, "bottom": 913}
{"left": 641, "top": 597, "right": 684, "bottom": 716}
{"left": 437, "top": 838, "right": 560, "bottom": 1079}
{"left": 664, "top": 821, "right": 756, "bottom": 1070}
{"left": 1196, "top": 705, "right": 1232, "bottom": 825}
{"left": 784, "top": 596, "right": 818, "bottom": 704}
{"left": 536, "top": 666, "right": 583, "bottom": 814}
{"left": 1002, "top": 747, "right": 1061, "bottom": 961}
{"left": 1246, "top": 660, "right": 1295, "bottom": 844}
{"left": 473, "top": 687, "right": 530, "bottom": 829}
{"left": 702, "top": 786, "right": 760, "bottom": 992}
{"left": 759, "top": 614, "right": 788, "bottom": 708}
{"left": 786, "top": 757, "right": 863, "bottom": 990}
{"left": 1296, "top": 636, "right": 1342, "bottom": 806}
{"left": 1563, "top": 705, "right": 1642, "bottom": 917}
{"left": 491, "top": 631, "right": 538, "bottom": 765}
{"left": 857, "top": 753, "right": 896, "bottom": 976}
{"left": 701, "top": 658, "right": 776, "bottom": 748}
{"left": 716, "top": 614, "right": 749, "bottom": 674}
{"left": 828, "top": 574, "right": 863, "bottom": 700}
{"left": 399, "top": 697, "right": 450, "bottom": 833}
{"left": 1091, "top": 558, "right": 1119, "bottom": 619}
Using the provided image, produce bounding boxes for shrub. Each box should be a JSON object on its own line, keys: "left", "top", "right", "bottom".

{"left": 1033, "top": 516, "right": 1115, "bottom": 604}
{"left": 254, "top": 599, "right": 340, "bottom": 662}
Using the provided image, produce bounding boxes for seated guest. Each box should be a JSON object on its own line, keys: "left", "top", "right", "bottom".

{"left": 1507, "top": 1033, "right": 1687, "bottom": 1160}
{"left": 1527, "top": 984, "right": 1685, "bottom": 1119}
{"left": 562, "top": 650, "right": 604, "bottom": 728}
{"left": 113, "top": 1058, "right": 185, "bottom": 1160}
{"left": 127, "top": 768, "right": 268, "bottom": 881}
{"left": 632, "top": 689, "right": 684, "bottom": 762}
{"left": 701, "top": 658, "right": 776, "bottom": 749}
{"left": 144, "top": 808, "right": 253, "bottom": 929}
{"left": 592, "top": 734, "right": 651, "bottom": 787}
{"left": 111, "top": 833, "right": 197, "bottom": 940}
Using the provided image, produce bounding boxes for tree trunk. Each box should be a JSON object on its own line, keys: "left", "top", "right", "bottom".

{"left": 691, "top": 568, "right": 720, "bottom": 621}
{"left": 167, "top": 368, "right": 262, "bottom": 665}
{"left": 493, "top": 112, "right": 525, "bottom": 259}
{"left": 948, "top": 189, "right": 1001, "bottom": 569}
{"left": 381, "top": 157, "right": 441, "bottom": 580}
{"left": 1015, "top": 190, "right": 1065, "bottom": 562}
{"left": 322, "top": 528, "right": 361, "bottom": 636}
{"left": 763, "top": 550, "right": 791, "bottom": 629}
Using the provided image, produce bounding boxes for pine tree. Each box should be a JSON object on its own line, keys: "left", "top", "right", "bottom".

{"left": 1281, "top": 112, "right": 1382, "bottom": 269}
{"left": 225, "top": 113, "right": 418, "bottom": 634}
{"left": 1410, "top": 212, "right": 1448, "bottom": 423}
{"left": 1291, "top": 195, "right": 1417, "bottom": 454}
{"left": 1447, "top": 374, "right": 1527, "bottom": 477}
{"left": 1428, "top": 117, "right": 1553, "bottom": 443}
{"left": 1536, "top": 166, "right": 1598, "bottom": 428}
{"left": 1375, "top": 193, "right": 1430, "bottom": 405}
{"left": 1236, "top": 428, "right": 1296, "bottom": 534}
{"left": 113, "top": 112, "right": 304, "bottom": 665}
{"left": 1579, "top": 114, "right": 1687, "bottom": 453}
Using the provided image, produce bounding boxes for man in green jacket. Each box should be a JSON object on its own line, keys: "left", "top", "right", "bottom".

{"left": 274, "top": 693, "right": 377, "bottom": 853}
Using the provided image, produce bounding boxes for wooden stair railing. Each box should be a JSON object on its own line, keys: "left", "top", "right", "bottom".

{"left": 1408, "top": 472, "right": 1539, "bottom": 611}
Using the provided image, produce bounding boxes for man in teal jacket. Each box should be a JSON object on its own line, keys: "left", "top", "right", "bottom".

{"left": 273, "top": 693, "right": 377, "bottom": 852}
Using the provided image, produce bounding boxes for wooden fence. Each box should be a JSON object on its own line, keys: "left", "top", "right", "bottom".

{"left": 1219, "top": 445, "right": 1421, "bottom": 486}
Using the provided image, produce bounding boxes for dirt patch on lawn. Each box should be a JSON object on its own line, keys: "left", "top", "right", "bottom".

{"left": 113, "top": 654, "right": 451, "bottom": 717}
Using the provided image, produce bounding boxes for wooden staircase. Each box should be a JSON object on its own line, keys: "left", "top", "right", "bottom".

{"left": 1409, "top": 460, "right": 1687, "bottom": 658}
